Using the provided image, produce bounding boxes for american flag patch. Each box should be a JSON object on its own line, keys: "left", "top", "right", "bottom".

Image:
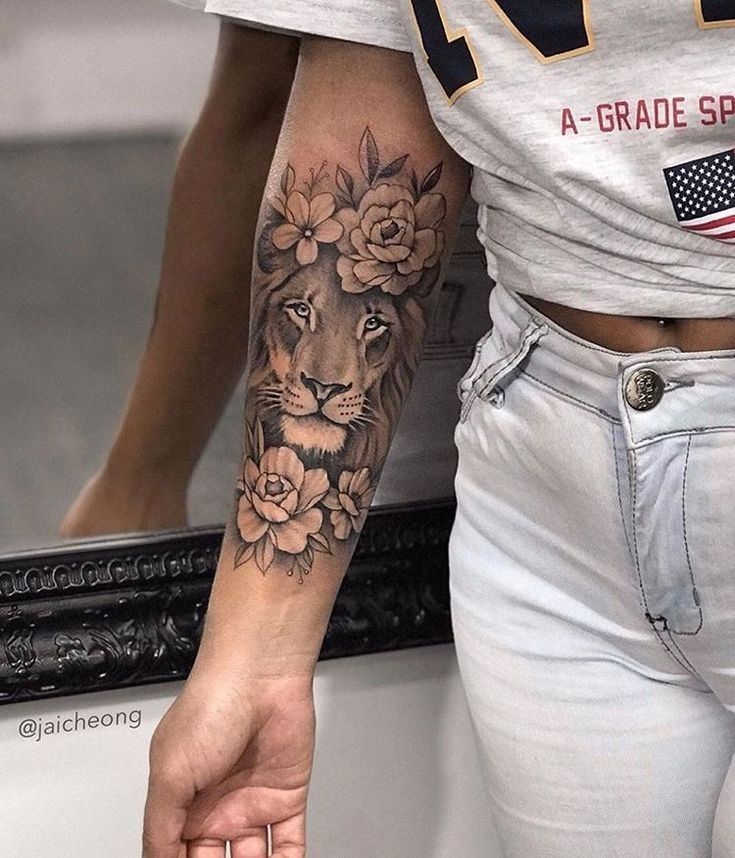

{"left": 664, "top": 149, "right": 735, "bottom": 243}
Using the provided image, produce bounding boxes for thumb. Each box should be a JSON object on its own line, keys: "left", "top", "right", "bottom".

{"left": 142, "top": 770, "right": 191, "bottom": 858}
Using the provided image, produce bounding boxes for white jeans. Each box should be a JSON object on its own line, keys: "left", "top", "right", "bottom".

{"left": 450, "top": 283, "right": 735, "bottom": 857}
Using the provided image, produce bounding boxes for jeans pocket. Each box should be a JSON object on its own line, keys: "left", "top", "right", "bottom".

{"left": 459, "top": 319, "right": 549, "bottom": 423}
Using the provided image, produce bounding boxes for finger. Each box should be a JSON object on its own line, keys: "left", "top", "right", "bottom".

{"left": 186, "top": 840, "right": 226, "bottom": 858}
{"left": 230, "top": 829, "right": 268, "bottom": 858}
{"left": 143, "top": 782, "right": 189, "bottom": 858}
{"left": 271, "top": 814, "right": 306, "bottom": 858}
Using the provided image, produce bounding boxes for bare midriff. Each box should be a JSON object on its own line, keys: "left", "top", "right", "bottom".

{"left": 521, "top": 295, "right": 735, "bottom": 354}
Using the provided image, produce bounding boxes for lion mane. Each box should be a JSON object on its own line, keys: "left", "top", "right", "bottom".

{"left": 248, "top": 247, "right": 426, "bottom": 472}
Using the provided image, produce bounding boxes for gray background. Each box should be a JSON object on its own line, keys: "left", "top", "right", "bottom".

{"left": 0, "top": 0, "right": 493, "bottom": 553}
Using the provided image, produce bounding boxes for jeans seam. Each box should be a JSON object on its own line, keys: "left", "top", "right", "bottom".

{"left": 630, "top": 446, "right": 702, "bottom": 676}
{"left": 631, "top": 426, "right": 735, "bottom": 446}
{"left": 475, "top": 352, "right": 522, "bottom": 396}
{"left": 521, "top": 370, "right": 620, "bottom": 424}
{"left": 630, "top": 447, "right": 650, "bottom": 618}
{"left": 670, "top": 434, "right": 704, "bottom": 637}
{"left": 662, "top": 626, "right": 702, "bottom": 675}
{"left": 654, "top": 627, "right": 700, "bottom": 674}
{"left": 611, "top": 426, "right": 633, "bottom": 562}
{"left": 626, "top": 353, "right": 735, "bottom": 366}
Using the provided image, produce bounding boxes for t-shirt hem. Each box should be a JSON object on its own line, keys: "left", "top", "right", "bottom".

{"left": 204, "top": 1, "right": 413, "bottom": 53}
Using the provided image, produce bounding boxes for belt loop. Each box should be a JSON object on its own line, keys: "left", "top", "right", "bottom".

{"left": 459, "top": 319, "right": 548, "bottom": 424}
{"left": 473, "top": 320, "right": 549, "bottom": 398}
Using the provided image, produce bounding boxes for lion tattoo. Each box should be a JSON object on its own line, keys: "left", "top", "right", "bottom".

{"left": 250, "top": 248, "right": 426, "bottom": 471}
{"left": 235, "top": 128, "right": 446, "bottom": 581}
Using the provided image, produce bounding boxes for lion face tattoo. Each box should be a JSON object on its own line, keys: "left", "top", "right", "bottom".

{"left": 250, "top": 249, "right": 425, "bottom": 463}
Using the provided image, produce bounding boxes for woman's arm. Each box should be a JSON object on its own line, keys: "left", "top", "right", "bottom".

{"left": 143, "top": 35, "right": 469, "bottom": 858}
{"left": 61, "top": 23, "right": 298, "bottom": 537}
{"left": 193, "top": 34, "right": 469, "bottom": 674}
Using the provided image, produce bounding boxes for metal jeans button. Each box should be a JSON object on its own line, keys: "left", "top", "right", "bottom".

{"left": 625, "top": 368, "right": 664, "bottom": 411}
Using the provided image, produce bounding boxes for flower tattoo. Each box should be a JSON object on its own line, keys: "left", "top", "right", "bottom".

{"left": 336, "top": 184, "right": 445, "bottom": 295}
{"left": 272, "top": 191, "right": 343, "bottom": 266}
{"left": 236, "top": 128, "right": 447, "bottom": 582}
{"left": 323, "top": 468, "right": 375, "bottom": 540}
{"left": 237, "top": 446, "right": 329, "bottom": 575}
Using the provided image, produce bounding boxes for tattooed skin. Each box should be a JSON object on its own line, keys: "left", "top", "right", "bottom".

{"left": 235, "top": 129, "right": 447, "bottom": 582}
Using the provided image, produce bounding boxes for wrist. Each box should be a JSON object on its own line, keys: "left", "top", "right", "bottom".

{"left": 186, "top": 525, "right": 351, "bottom": 691}
{"left": 186, "top": 649, "right": 316, "bottom": 711}
{"left": 101, "top": 442, "right": 192, "bottom": 494}
{"left": 191, "top": 619, "right": 322, "bottom": 687}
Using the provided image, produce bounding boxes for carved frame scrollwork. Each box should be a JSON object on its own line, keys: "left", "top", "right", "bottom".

{"left": 0, "top": 500, "right": 455, "bottom": 705}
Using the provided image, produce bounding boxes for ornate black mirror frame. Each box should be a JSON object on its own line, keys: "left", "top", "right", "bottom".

{"left": 0, "top": 499, "right": 455, "bottom": 706}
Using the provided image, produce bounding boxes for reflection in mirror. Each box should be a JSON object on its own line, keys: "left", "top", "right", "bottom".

{"left": 0, "top": 0, "right": 492, "bottom": 556}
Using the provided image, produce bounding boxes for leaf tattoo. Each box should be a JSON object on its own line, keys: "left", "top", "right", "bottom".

{"left": 280, "top": 163, "right": 295, "bottom": 196}
{"left": 359, "top": 127, "right": 380, "bottom": 185}
{"left": 420, "top": 162, "right": 443, "bottom": 194}
{"left": 335, "top": 164, "right": 356, "bottom": 206}
{"left": 377, "top": 154, "right": 409, "bottom": 180}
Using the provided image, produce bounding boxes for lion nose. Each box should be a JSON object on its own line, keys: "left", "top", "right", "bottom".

{"left": 301, "top": 373, "right": 352, "bottom": 407}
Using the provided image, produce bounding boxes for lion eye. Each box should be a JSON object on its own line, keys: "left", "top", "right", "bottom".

{"left": 286, "top": 301, "right": 311, "bottom": 320}
{"left": 363, "top": 316, "right": 386, "bottom": 333}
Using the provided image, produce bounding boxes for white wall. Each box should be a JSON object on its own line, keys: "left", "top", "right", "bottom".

{"left": 0, "top": 646, "right": 499, "bottom": 857}
{"left": 0, "top": 0, "right": 217, "bottom": 139}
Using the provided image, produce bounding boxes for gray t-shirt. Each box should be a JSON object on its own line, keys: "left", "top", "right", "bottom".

{"left": 202, "top": 0, "right": 735, "bottom": 317}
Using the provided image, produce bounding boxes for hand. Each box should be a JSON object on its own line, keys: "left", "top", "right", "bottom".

{"left": 143, "top": 673, "right": 315, "bottom": 858}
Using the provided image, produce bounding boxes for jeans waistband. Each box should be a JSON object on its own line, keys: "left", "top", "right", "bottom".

{"left": 490, "top": 284, "right": 735, "bottom": 446}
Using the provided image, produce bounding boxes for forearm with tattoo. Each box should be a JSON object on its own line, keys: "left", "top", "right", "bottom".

{"left": 234, "top": 128, "right": 447, "bottom": 584}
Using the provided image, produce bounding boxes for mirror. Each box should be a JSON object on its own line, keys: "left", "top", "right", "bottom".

{"left": 0, "top": 6, "right": 496, "bottom": 855}
{"left": 1, "top": 1, "right": 492, "bottom": 556}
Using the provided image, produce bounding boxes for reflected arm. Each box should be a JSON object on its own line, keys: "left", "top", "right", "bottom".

{"left": 61, "top": 23, "right": 298, "bottom": 537}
